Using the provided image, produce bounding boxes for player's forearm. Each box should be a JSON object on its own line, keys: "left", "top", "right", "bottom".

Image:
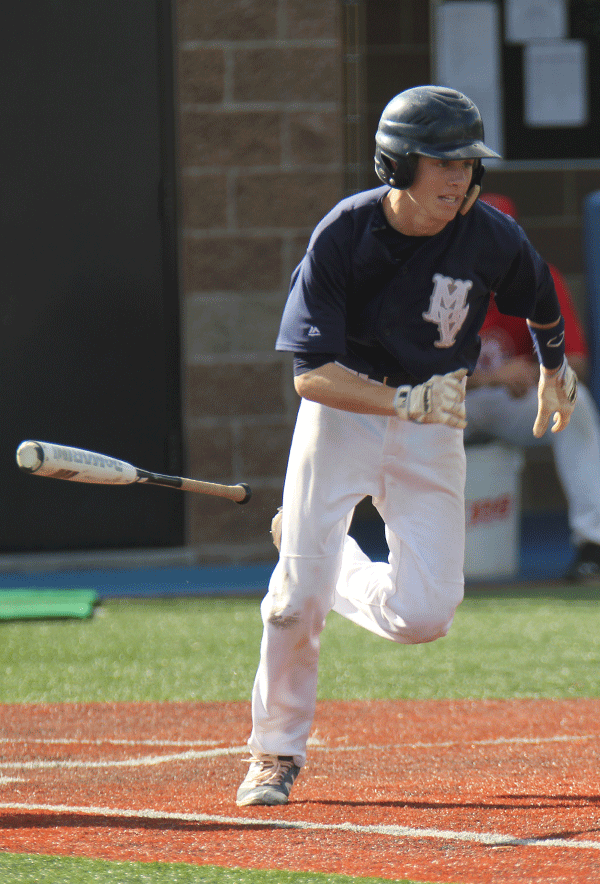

{"left": 527, "top": 315, "right": 565, "bottom": 372}
{"left": 294, "top": 362, "right": 397, "bottom": 415}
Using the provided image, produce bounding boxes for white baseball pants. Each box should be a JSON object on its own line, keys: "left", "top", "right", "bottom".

{"left": 248, "top": 398, "right": 466, "bottom": 767}
{"left": 465, "top": 383, "right": 600, "bottom": 546}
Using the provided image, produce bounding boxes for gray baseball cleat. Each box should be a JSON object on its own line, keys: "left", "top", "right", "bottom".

{"left": 270, "top": 507, "right": 283, "bottom": 552}
{"left": 236, "top": 754, "right": 300, "bottom": 806}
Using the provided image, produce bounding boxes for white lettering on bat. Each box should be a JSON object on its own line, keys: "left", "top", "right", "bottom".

{"left": 51, "top": 446, "right": 124, "bottom": 472}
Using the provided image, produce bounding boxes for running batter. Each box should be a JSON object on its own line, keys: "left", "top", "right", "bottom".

{"left": 236, "top": 86, "right": 578, "bottom": 807}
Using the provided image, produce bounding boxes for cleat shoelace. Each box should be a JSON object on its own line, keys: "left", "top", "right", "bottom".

{"left": 243, "top": 756, "right": 295, "bottom": 787}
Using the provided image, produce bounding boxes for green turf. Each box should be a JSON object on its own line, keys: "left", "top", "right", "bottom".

{"left": 0, "top": 854, "right": 427, "bottom": 884}
{"left": 0, "top": 584, "right": 598, "bottom": 703}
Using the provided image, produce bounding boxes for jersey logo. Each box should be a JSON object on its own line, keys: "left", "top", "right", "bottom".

{"left": 307, "top": 326, "right": 321, "bottom": 337}
{"left": 423, "top": 274, "right": 472, "bottom": 348}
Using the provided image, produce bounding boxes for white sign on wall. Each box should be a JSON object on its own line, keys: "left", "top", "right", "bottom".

{"left": 434, "top": 1, "right": 503, "bottom": 157}
{"left": 505, "top": 0, "right": 567, "bottom": 44}
{"left": 524, "top": 40, "right": 588, "bottom": 127}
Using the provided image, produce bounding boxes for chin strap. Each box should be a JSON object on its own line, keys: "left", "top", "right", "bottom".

{"left": 459, "top": 184, "right": 481, "bottom": 215}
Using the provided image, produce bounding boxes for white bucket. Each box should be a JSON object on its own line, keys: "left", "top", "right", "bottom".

{"left": 464, "top": 443, "right": 524, "bottom": 579}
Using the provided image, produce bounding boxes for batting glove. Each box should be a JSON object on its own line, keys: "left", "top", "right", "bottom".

{"left": 533, "top": 358, "right": 578, "bottom": 437}
{"left": 393, "top": 369, "right": 468, "bottom": 428}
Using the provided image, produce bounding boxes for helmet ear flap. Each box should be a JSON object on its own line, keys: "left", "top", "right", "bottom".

{"left": 472, "top": 159, "right": 485, "bottom": 188}
{"left": 377, "top": 151, "right": 417, "bottom": 189}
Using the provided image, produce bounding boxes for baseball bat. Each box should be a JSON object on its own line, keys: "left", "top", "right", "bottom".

{"left": 15, "top": 440, "right": 252, "bottom": 504}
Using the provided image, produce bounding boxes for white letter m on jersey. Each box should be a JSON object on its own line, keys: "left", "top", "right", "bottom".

{"left": 423, "top": 273, "right": 472, "bottom": 348}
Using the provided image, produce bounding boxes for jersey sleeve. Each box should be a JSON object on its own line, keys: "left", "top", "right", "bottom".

{"left": 276, "top": 215, "right": 352, "bottom": 355}
{"left": 492, "top": 225, "right": 560, "bottom": 324}
{"left": 293, "top": 353, "right": 337, "bottom": 375}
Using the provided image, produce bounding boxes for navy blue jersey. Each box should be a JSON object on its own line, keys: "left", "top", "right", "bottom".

{"left": 276, "top": 186, "right": 559, "bottom": 383}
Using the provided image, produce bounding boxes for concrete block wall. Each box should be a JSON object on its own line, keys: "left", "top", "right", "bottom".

{"left": 175, "top": 0, "right": 344, "bottom": 562}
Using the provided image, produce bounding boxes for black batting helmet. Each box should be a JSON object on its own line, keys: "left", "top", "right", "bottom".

{"left": 374, "top": 86, "right": 500, "bottom": 190}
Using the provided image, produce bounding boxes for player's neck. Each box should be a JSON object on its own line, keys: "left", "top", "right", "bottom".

{"left": 383, "top": 190, "right": 449, "bottom": 237}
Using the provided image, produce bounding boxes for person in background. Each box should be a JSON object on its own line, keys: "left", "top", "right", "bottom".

{"left": 466, "top": 193, "right": 600, "bottom": 581}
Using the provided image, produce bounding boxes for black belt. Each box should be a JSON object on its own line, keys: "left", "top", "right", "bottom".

{"left": 366, "top": 370, "right": 415, "bottom": 388}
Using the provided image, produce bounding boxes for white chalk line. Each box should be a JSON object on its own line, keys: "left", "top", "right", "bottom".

{"left": 0, "top": 737, "right": 222, "bottom": 748}
{"left": 2, "top": 735, "right": 599, "bottom": 854}
{"left": 311, "top": 733, "right": 600, "bottom": 751}
{"left": 0, "top": 801, "right": 599, "bottom": 852}
{"left": 0, "top": 732, "right": 597, "bottom": 771}
{"left": 0, "top": 746, "right": 248, "bottom": 771}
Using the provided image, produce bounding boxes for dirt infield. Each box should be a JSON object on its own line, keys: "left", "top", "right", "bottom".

{"left": 1, "top": 700, "right": 600, "bottom": 884}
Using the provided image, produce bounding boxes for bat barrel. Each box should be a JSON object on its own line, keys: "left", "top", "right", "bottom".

{"left": 16, "top": 441, "right": 253, "bottom": 503}
{"left": 16, "top": 440, "right": 137, "bottom": 484}
{"left": 16, "top": 441, "right": 45, "bottom": 472}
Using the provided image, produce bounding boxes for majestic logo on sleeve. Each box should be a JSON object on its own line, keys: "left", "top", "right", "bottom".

{"left": 422, "top": 274, "right": 472, "bottom": 348}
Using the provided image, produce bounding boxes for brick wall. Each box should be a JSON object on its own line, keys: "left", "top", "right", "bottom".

{"left": 175, "top": 0, "right": 344, "bottom": 563}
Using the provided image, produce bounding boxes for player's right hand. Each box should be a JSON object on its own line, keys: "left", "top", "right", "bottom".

{"left": 532, "top": 358, "right": 578, "bottom": 437}
{"left": 393, "top": 369, "right": 468, "bottom": 428}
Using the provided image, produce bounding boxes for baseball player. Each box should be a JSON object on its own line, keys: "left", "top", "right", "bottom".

{"left": 467, "top": 193, "right": 600, "bottom": 581}
{"left": 236, "top": 86, "right": 578, "bottom": 807}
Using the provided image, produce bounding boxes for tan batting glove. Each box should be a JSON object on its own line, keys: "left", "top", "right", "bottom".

{"left": 393, "top": 369, "right": 468, "bottom": 428}
{"left": 532, "top": 358, "right": 578, "bottom": 438}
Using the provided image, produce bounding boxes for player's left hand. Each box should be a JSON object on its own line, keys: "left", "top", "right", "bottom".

{"left": 532, "top": 358, "right": 578, "bottom": 437}
{"left": 396, "top": 369, "right": 468, "bottom": 428}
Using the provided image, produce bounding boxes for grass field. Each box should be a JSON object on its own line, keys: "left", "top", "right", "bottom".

{"left": 2, "top": 585, "right": 599, "bottom": 704}
{"left": 0, "top": 853, "right": 423, "bottom": 884}
{"left": 1, "top": 581, "right": 599, "bottom": 883}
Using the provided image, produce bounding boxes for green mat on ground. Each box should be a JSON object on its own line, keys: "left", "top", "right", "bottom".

{"left": 0, "top": 589, "right": 98, "bottom": 620}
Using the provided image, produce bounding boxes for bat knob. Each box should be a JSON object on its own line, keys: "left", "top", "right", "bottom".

{"left": 237, "top": 483, "right": 252, "bottom": 505}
